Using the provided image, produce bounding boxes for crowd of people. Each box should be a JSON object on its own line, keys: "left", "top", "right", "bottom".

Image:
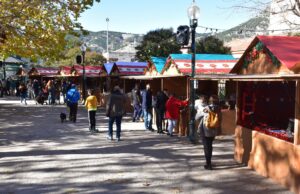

{"left": 1, "top": 77, "right": 222, "bottom": 170}
{"left": 0, "top": 78, "right": 73, "bottom": 106}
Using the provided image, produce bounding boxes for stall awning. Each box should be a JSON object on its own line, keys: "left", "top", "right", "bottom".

{"left": 73, "top": 65, "right": 103, "bottom": 77}
{"left": 174, "top": 60, "right": 237, "bottom": 74}
{"left": 193, "top": 74, "right": 300, "bottom": 81}
{"left": 33, "top": 67, "right": 59, "bottom": 76}
{"left": 120, "top": 75, "right": 184, "bottom": 80}
{"left": 167, "top": 54, "right": 238, "bottom": 75}
{"left": 104, "top": 62, "right": 148, "bottom": 76}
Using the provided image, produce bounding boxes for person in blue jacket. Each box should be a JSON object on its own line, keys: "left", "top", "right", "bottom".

{"left": 66, "top": 84, "right": 80, "bottom": 122}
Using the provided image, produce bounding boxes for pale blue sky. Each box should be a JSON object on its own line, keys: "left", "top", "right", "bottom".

{"left": 78, "top": 0, "right": 259, "bottom": 34}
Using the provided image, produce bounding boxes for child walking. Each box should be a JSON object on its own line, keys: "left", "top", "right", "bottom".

{"left": 85, "top": 89, "right": 99, "bottom": 132}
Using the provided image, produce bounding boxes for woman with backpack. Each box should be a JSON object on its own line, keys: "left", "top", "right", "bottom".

{"left": 199, "top": 95, "right": 221, "bottom": 170}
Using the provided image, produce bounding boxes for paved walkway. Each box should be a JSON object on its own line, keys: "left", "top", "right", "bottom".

{"left": 0, "top": 97, "right": 292, "bottom": 194}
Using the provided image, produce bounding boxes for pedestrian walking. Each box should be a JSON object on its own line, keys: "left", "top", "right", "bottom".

{"left": 32, "top": 79, "right": 40, "bottom": 98}
{"left": 131, "top": 83, "right": 142, "bottom": 122}
{"left": 165, "top": 93, "right": 188, "bottom": 136}
{"left": 199, "top": 95, "right": 221, "bottom": 170}
{"left": 19, "top": 83, "right": 27, "bottom": 105}
{"left": 155, "top": 89, "right": 168, "bottom": 134}
{"left": 85, "top": 89, "right": 99, "bottom": 132}
{"left": 6, "top": 77, "right": 11, "bottom": 96}
{"left": 61, "top": 80, "right": 68, "bottom": 104}
{"left": 66, "top": 84, "right": 80, "bottom": 122}
{"left": 106, "top": 85, "right": 126, "bottom": 141}
{"left": 141, "top": 84, "right": 153, "bottom": 131}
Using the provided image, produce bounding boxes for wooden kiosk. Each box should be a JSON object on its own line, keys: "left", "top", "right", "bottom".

{"left": 231, "top": 35, "right": 300, "bottom": 193}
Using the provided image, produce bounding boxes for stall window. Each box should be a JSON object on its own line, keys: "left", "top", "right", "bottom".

{"left": 238, "top": 81, "right": 295, "bottom": 142}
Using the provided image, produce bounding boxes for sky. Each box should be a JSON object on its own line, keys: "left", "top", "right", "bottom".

{"left": 78, "top": 0, "right": 260, "bottom": 34}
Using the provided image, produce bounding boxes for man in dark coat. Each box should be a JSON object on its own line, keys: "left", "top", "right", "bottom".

{"left": 131, "top": 83, "right": 142, "bottom": 122}
{"left": 141, "top": 84, "right": 153, "bottom": 131}
{"left": 155, "top": 89, "right": 169, "bottom": 133}
{"left": 106, "top": 85, "right": 127, "bottom": 141}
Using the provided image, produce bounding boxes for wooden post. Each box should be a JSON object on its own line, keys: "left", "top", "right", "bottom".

{"left": 123, "top": 79, "right": 126, "bottom": 93}
{"left": 235, "top": 82, "right": 240, "bottom": 124}
{"left": 294, "top": 80, "right": 300, "bottom": 145}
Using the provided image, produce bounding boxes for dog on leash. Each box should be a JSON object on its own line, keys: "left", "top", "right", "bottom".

{"left": 60, "top": 112, "right": 67, "bottom": 123}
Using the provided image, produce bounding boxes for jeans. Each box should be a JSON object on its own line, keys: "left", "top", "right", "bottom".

{"left": 143, "top": 108, "right": 152, "bottom": 130}
{"left": 88, "top": 110, "right": 96, "bottom": 130}
{"left": 202, "top": 136, "right": 215, "bottom": 166}
{"left": 133, "top": 104, "right": 142, "bottom": 121}
{"left": 20, "top": 93, "right": 27, "bottom": 105}
{"left": 108, "top": 116, "right": 122, "bottom": 139}
{"left": 167, "top": 119, "right": 177, "bottom": 135}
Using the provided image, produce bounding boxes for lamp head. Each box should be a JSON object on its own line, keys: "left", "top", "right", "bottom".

{"left": 187, "top": 1, "right": 200, "bottom": 20}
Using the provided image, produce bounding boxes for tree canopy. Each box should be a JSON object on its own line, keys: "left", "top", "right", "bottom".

{"left": 0, "top": 0, "right": 100, "bottom": 60}
{"left": 135, "top": 28, "right": 181, "bottom": 61}
{"left": 195, "top": 36, "right": 231, "bottom": 54}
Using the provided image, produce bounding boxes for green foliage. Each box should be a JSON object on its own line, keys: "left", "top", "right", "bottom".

{"left": 195, "top": 36, "right": 231, "bottom": 54}
{"left": 135, "top": 28, "right": 181, "bottom": 61}
{"left": 0, "top": 0, "right": 101, "bottom": 61}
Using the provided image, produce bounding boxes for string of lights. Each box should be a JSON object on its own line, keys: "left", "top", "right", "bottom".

{"left": 197, "top": 25, "right": 300, "bottom": 34}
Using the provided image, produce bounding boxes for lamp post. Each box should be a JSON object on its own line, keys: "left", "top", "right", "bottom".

{"left": 80, "top": 43, "right": 87, "bottom": 102}
{"left": 187, "top": 0, "right": 200, "bottom": 143}
{"left": 106, "top": 18, "right": 110, "bottom": 62}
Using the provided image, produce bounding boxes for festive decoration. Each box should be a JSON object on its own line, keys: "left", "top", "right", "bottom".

{"left": 243, "top": 41, "right": 281, "bottom": 69}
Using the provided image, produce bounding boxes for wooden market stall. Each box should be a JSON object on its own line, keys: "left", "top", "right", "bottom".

{"left": 104, "top": 61, "right": 148, "bottom": 93}
{"left": 121, "top": 54, "right": 237, "bottom": 136}
{"left": 102, "top": 61, "right": 148, "bottom": 110}
{"left": 58, "top": 64, "right": 106, "bottom": 103}
{"left": 162, "top": 54, "right": 238, "bottom": 136}
{"left": 230, "top": 35, "right": 300, "bottom": 193}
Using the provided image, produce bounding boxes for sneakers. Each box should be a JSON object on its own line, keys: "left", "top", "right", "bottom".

{"left": 91, "top": 128, "right": 100, "bottom": 133}
{"left": 106, "top": 135, "right": 113, "bottom": 140}
{"left": 116, "top": 137, "right": 121, "bottom": 142}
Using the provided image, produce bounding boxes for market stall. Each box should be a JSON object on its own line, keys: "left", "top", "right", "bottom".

{"left": 101, "top": 62, "right": 148, "bottom": 110}
{"left": 162, "top": 54, "right": 237, "bottom": 136}
{"left": 230, "top": 35, "right": 300, "bottom": 193}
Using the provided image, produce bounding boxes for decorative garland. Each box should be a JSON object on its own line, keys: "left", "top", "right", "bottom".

{"left": 243, "top": 41, "right": 281, "bottom": 69}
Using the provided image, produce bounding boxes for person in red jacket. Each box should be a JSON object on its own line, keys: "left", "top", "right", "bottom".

{"left": 165, "top": 93, "right": 188, "bottom": 136}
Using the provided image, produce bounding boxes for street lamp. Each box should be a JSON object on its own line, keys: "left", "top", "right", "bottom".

{"left": 106, "top": 18, "right": 110, "bottom": 62}
{"left": 187, "top": 0, "right": 200, "bottom": 143}
{"left": 80, "top": 43, "right": 87, "bottom": 102}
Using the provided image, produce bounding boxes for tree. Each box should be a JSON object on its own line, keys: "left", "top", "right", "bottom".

{"left": 135, "top": 28, "right": 182, "bottom": 61}
{"left": 0, "top": 0, "right": 101, "bottom": 60}
{"left": 228, "top": 0, "right": 299, "bottom": 26}
{"left": 195, "top": 36, "right": 231, "bottom": 54}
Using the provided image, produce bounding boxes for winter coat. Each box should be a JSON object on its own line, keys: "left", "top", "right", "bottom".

{"left": 165, "top": 96, "right": 188, "bottom": 120}
{"left": 66, "top": 88, "right": 80, "bottom": 104}
{"left": 141, "top": 89, "right": 152, "bottom": 110}
{"left": 106, "top": 90, "right": 127, "bottom": 117}
{"left": 156, "top": 91, "right": 168, "bottom": 112}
